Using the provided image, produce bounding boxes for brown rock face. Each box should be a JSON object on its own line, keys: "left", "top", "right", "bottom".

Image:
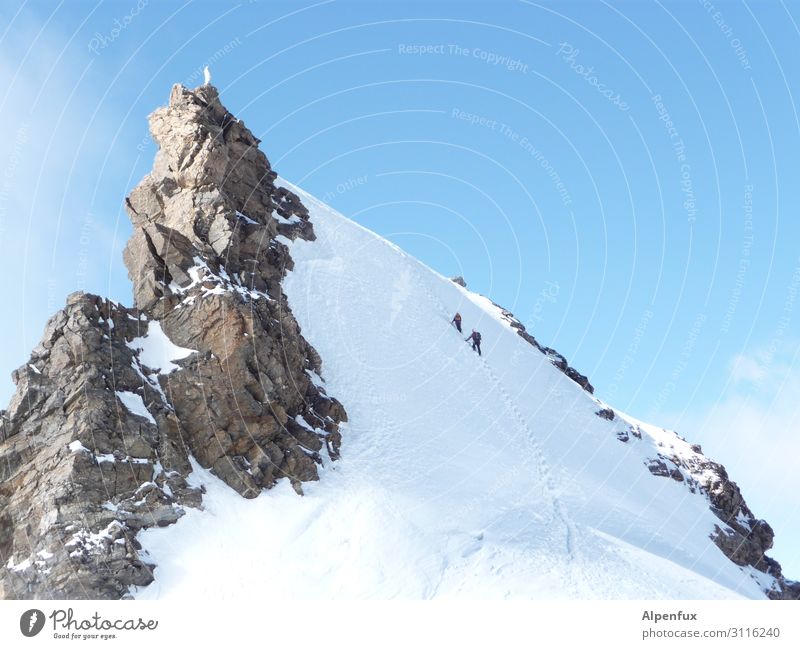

{"left": 619, "top": 426, "right": 798, "bottom": 599}
{"left": 123, "top": 83, "right": 344, "bottom": 496}
{"left": 0, "top": 295, "right": 200, "bottom": 598}
{"left": 0, "top": 84, "right": 346, "bottom": 599}
{"left": 493, "top": 301, "right": 594, "bottom": 394}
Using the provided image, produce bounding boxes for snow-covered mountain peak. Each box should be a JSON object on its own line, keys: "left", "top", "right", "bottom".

{"left": 135, "top": 176, "right": 797, "bottom": 600}
{"left": 1, "top": 83, "right": 795, "bottom": 601}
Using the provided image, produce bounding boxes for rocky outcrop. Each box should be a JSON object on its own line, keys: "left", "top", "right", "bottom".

{"left": 493, "top": 302, "right": 594, "bottom": 393}
{"left": 0, "top": 83, "right": 346, "bottom": 599}
{"left": 122, "top": 83, "right": 345, "bottom": 497}
{"left": 595, "top": 407, "right": 615, "bottom": 421}
{"left": 0, "top": 295, "right": 201, "bottom": 598}
{"left": 613, "top": 421, "right": 798, "bottom": 599}
{"left": 674, "top": 452, "right": 798, "bottom": 599}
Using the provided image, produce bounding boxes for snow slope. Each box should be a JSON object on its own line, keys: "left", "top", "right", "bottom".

{"left": 135, "top": 180, "right": 767, "bottom": 600}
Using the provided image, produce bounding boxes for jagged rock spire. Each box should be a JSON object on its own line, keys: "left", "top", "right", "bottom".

{"left": 0, "top": 83, "right": 346, "bottom": 599}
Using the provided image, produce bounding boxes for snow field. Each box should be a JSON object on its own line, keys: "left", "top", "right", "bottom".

{"left": 135, "top": 181, "right": 765, "bottom": 600}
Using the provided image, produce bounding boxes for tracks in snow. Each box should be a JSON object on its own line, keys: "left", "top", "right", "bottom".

{"left": 409, "top": 263, "right": 579, "bottom": 568}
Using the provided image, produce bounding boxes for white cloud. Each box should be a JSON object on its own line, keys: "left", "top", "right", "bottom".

{"left": 729, "top": 352, "right": 768, "bottom": 384}
{"left": 664, "top": 342, "right": 800, "bottom": 578}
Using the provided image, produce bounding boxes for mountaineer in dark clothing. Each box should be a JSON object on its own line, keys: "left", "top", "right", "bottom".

{"left": 451, "top": 312, "right": 463, "bottom": 333}
{"left": 466, "top": 329, "right": 482, "bottom": 356}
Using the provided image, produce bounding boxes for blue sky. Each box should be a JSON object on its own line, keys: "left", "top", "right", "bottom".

{"left": 1, "top": 0, "right": 798, "bottom": 579}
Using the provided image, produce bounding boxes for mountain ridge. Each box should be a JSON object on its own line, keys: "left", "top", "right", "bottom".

{"left": 0, "top": 82, "right": 796, "bottom": 600}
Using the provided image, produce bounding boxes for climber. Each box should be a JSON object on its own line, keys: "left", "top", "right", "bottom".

{"left": 466, "top": 329, "right": 482, "bottom": 356}
{"left": 451, "top": 312, "right": 463, "bottom": 333}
